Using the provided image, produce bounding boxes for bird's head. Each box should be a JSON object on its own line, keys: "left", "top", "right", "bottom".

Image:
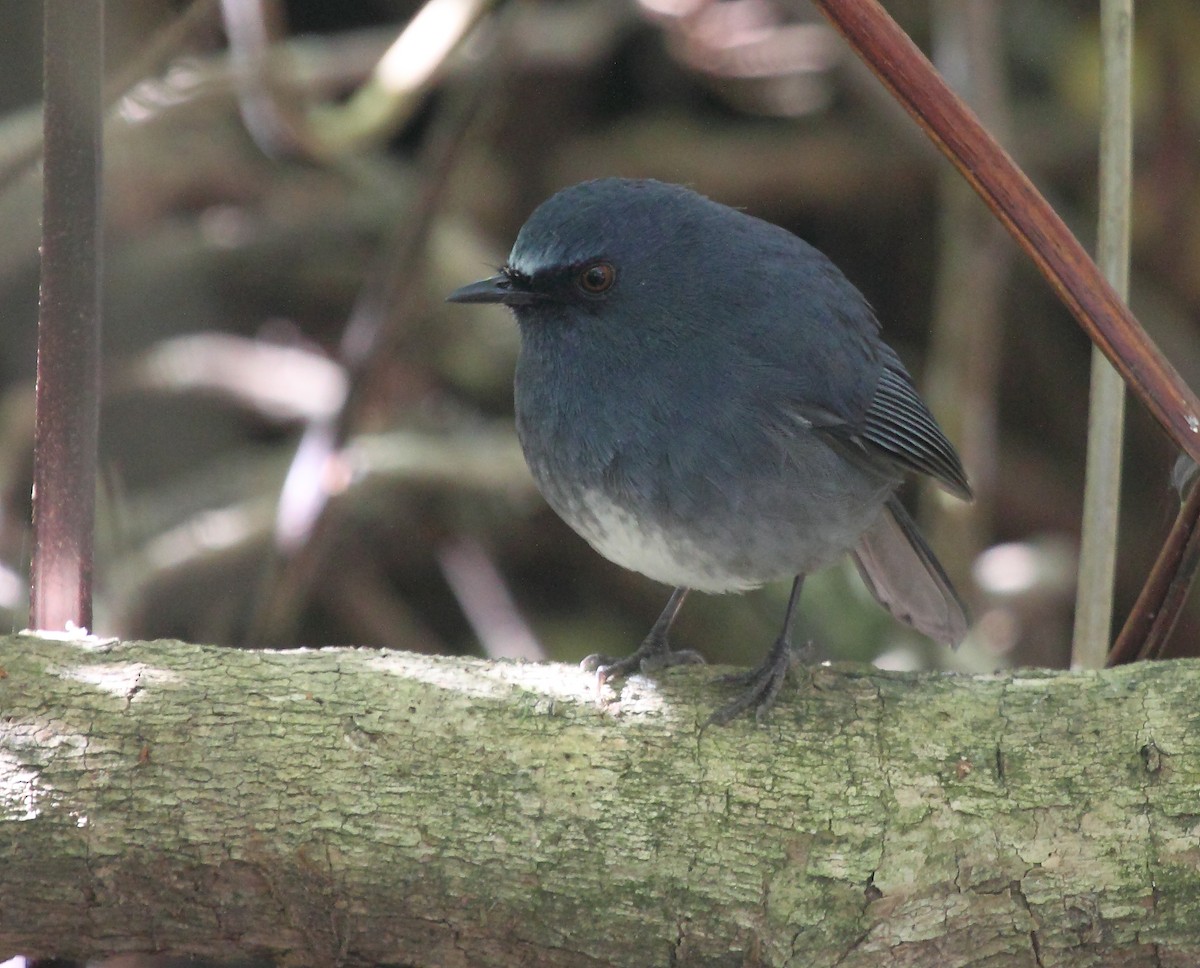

{"left": 447, "top": 178, "right": 730, "bottom": 336}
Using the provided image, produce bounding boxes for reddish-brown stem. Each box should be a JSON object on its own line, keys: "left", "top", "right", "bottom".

{"left": 1107, "top": 481, "right": 1200, "bottom": 665}
{"left": 31, "top": 0, "right": 105, "bottom": 631}
{"left": 810, "top": 0, "right": 1200, "bottom": 463}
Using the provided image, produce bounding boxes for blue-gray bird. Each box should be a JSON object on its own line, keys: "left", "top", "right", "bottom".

{"left": 448, "top": 178, "right": 970, "bottom": 723}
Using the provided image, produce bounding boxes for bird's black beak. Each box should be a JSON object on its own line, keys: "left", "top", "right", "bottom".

{"left": 446, "top": 273, "right": 544, "bottom": 306}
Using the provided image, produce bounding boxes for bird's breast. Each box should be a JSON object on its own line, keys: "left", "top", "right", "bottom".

{"left": 512, "top": 331, "right": 895, "bottom": 591}
{"left": 514, "top": 353, "right": 753, "bottom": 590}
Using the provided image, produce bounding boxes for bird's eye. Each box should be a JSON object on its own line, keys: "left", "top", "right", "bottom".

{"left": 578, "top": 262, "right": 616, "bottom": 294}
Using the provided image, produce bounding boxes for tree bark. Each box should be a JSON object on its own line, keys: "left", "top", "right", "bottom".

{"left": 0, "top": 634, "right": 1197, "bottom": 967}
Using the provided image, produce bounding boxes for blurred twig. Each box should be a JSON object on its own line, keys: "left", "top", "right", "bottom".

{"left": 245, "top": 23, "right": 512, "bottom": 645}
{"left": 1073, "top": 0, "right": 1133, "bottom": 670}
{"left": 0, "top": 0, "right": 220, "bottom": 197}
{"left": 106, "top": 426, "right": 532, "bottom": 639}
{"left": 309, "top": 0, "right": 499, "bottom": 153}
{"left": 219, "top": 0, "right": 311, "bottom": 157}
{"left": 220, "top": 0, "right": 500, "bottom": 160}
{"left": 31, "top": 0, "right": 105, "bottom": 631}
{"left": 437, "top": 537, "right": 544, "bottom": 660}
{"left": 123, "top": 333, "right": 348, "bottom": 424}
{"left": 810, "top": 0, "right": 1200, "bottom": 464}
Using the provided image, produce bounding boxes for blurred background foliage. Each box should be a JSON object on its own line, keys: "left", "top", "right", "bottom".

{"left": 0, "top": 0, "right": 1197, "bottom": 676}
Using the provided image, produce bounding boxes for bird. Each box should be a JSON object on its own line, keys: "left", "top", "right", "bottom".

{"left": 447, "top": 177, "right": 971, "bottom": 724}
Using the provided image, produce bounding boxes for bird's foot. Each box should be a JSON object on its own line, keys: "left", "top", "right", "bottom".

{"left": 581, "top": 630, "right": 705, "bottom": 685}
{"left": 707, "top": 637, "right": 809, "bottom": 726}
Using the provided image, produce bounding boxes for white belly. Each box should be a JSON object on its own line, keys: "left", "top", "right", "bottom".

{"left": 570, "top": 488, "right": 761, "bottom": 593}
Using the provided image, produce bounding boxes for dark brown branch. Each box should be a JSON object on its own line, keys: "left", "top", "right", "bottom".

{"left": 1108, "top": 478, "right": 1200, "bottom": 664}
{"left": 31, "top": 0, "right": 105, "bottom": 631}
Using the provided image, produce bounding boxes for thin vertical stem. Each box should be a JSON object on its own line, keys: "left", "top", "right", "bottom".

{"left": 1071, "top": 0, "right": 1134, "bottom": 669}
{"left": 32, "top": 0, "right": 104, "bottom": 631}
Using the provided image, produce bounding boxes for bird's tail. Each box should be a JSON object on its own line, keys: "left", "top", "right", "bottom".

{"left": 851, "top": 496, "right": 968, "bottom": 648}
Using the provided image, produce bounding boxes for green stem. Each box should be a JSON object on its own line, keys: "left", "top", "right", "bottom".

{"left": 1072, "top": 0, "right": 1134, "bottom": 669}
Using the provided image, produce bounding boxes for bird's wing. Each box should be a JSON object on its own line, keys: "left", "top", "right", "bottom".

{"left": 781, "top": 344, "right": 971, "bottom": 501}
{"left": 856, "top": 348, "right": 972, "bottom": 499}
{"left": 742, "top": 239, "right": 970, "bottom": 499}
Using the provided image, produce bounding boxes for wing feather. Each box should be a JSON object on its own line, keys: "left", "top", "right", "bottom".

{"left": 858, "top": 355, "right": 971, "bottom": 499}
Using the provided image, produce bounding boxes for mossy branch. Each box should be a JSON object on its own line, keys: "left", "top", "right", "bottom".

{"left": 1, "top": 635, "right": 1197, "bottom": 967}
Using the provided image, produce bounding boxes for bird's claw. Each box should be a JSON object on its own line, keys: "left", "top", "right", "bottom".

{"left": 581, "top": 647, "right": 705, "bottom": 685}
{"left": 706, "top": 638, "right": 807, "bottom": 726}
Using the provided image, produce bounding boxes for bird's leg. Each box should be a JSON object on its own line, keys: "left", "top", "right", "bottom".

{"left": 708, "top": 576, "right": 809, "bottom": 725}
{"left": 581, "top": 586, "right": 705, "bottom": 683}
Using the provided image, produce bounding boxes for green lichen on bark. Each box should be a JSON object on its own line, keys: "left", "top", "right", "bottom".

{"left": 0, "top": 635, "right": 1198, "bottom": 966}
